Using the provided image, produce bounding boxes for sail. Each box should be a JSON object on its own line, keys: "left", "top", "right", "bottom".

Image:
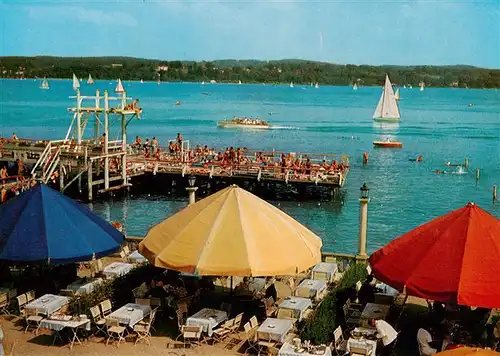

{"left": 395, "top": 88, "right": 400, "bottom": 101}
{"left": 40, "top": 77, "right": 49, "bottom": 89}
{"left": 290, "top": 82, "right": 294, "bottom": 88}
{"left": 373, "top": 75, "right": 400, "bottom": 120}
{"left": 72, "top": 74, "right": 80, "bottom": 90}
{"left": 87, "top": 74, "right": 94, "bottom": 84}
{"left": 353, "top": 83, "right": 358, "bottom": 90}
{"left": 420, "top": 82, "right": 425, "bottom": 91}
{"left": 115, "top": 79, "right": 125, "bottom": 93}
{"left": 315, "top": 82, "right": 319, "bottom": 88}
{"left": 238, "top": 80, "right": 242, "bottom": 85}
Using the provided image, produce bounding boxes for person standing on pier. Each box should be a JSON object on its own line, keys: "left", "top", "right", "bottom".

{"left": 0, "top": 166, "right": 7, "bottom": 184}
{"left": 16, "top": 159, "right": 25, "bottom": 181}
{"left": 176, "top": 133, "right": 184, "bottom": 147}
{"left": 152, "top": 137, "right": 159, "bottom": 157}
{"left": 11, "top": 133, "right": 18, "bottom": 142}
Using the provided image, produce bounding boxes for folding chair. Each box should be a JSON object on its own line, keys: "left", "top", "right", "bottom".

{"left": 176, "top": 325, "right": 203, "bottom": 348}
{"left": 16, "top": 294, "right": 27, "bottom": 316}
{"left": 100, "top": 299, "right": 113, "bottom": 317}
{"left": 24, "top": 308, "right": 43, "bottom": 335}
{"left": 134, "top": 310, "right": 154, "bottom": 345}
{"left": 249, "top": 315, "right": 259, "bottom": 329}
{"left": 257, "top": 331, "right": 277, "bottom": 355}
{"left": 265, "top": 297, "right": 277, "bottom": 317}
{"left": 90, "top": 305, "right": 107, "bottom": 337}
{"left": 343, "top": 302, "right": 361, "bottom": 328}
{"left": 325, "top": 256, "right": 337, "bottom": 263}
{"left": 277, "top": 308, "right": 297, "bottom": 322}
{"left": 119, "top": 251, "right": 126, "bottom": 261}
{"left": 331, "top": 326, "right": 347, "bottom": 356}
{"left": 25, "top": 290, "right": 35, "bottom": 303}
{"left": 212, "top": 319, "right": 233, "bottom": 344}
{"left": 0, "top": 292, "right": 10, "bottom": 315}
{"left": 244, "top": 322, "right": 259, "bottom": 355}
{"left": 135, "top": 298, "right": 151, "bottom": 306}
{"left": 106, "top": 318, "right": 126, "bottom": 347}
{"left": 123, "top": 245, "right": 130, "bottom": 256}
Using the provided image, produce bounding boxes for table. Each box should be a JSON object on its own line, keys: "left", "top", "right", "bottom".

{"left": 375, "top": 283, "right": 399, "bottom": 305}
{"left": 128, "top": 250, "right": 147, "bottom": 264}
{"left": 103, "top": 262, "right": 134, "bottom": 278}
{"left": 186, "top": 308, "right": 227, "bottom": 336}
{"left": 257, "top": 318, "right": 293, "bottom": 343}
{"left": 296, "top": 279, "right": 327, "bottom": 299}
{"left": 347, "top": 338, "right": 377, "bottom": 355}
{"left": 279, "top": 342, "right": 332, "bottom": 356}
{"left": 107, "top": 303, "right": 151, "bottom": 327}
{"left": 25, "top": 294, "right": 69, "bottom": 316}
{"left": 40, "top": 317, "right": 91, "bottom": 349}
{"left": 278, "top": 297, "right": 312, "bottom": 320}
{"left": 311, "top": 262, "right": 338, "bottom": 283}
{"left": 360, "top": 303, "right": 390, "bottom": 327}
{"left": 66, "top": 278, "right": 103, "bottom": 294}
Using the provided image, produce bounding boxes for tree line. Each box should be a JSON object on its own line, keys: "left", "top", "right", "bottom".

{"left": 1, "top": 56, "right": 498, "bottom": 88}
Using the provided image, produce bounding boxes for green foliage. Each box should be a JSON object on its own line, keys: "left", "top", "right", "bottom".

{"left": 1, "top": 56, "right": 499, "bottom": 88}
{"left": 67, "top": 263, "right": 155, "bottom": 316}
{"left": 298, "top": 262, "right": 369, "bottom": 344}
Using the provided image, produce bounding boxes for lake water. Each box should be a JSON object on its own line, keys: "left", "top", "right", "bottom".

{"left": 1, "top": 79, "right": 499, "bottom": 254}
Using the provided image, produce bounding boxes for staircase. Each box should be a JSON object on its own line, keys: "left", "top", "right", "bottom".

{"left": 31, "top": 141, "right": 63, "bottom": 183}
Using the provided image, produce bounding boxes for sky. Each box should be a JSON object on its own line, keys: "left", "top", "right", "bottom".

{"left": 0, "top": 0, "right": 499, "bottom": 68}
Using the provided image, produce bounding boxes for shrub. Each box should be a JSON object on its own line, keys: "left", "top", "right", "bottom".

{"left": 298, "top": 262, "right": 369, "bottom": 344}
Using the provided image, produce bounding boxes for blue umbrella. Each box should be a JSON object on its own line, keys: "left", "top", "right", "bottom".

{"left": 0, "top": 184, "right": 124, "bottom": 264}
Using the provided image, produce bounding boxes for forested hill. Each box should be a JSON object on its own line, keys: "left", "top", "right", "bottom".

{"left": 1, "top": 56, "right": 498, "bottom": 88}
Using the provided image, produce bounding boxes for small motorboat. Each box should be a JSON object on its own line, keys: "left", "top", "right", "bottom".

{"left": 373, "top": 140, "right": 403, "bottom": 148}
{"left": 218, "top": 117, "right": 270, "bottom": 129}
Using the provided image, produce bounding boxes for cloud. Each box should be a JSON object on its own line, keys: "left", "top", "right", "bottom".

{"left": 26, "top": 5, "right": 138, "bottom": 27}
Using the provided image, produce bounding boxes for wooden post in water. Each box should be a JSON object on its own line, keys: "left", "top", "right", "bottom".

{"left": 104, "top": 90, "right": 110, "bottom": 190}
{"left": 94, "top": 89, "right": 100, "bottom": 142}
{"left": 76, "top": 89, "right": 82, "bottom": 144}
{"left": 87, "top": 162, "right": 93, "bottom": 201}
{"left": 494, "top": 185, "right": 498, "bottom": 202}
{"left": 476, "top": 168, "right": 480, "bottom": 183}
{"left": 121, "top": 91, "right": 127, "bottom": 185}
{"left": 464, "top": 158, "right": 469, "bottom": 169}
{"left": 59, "top": 161, "right": 64, "bottom": 191}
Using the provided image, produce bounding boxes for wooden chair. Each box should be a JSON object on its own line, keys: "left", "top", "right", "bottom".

{"left": 212, "top": 319, "right": 233, "bottom": 343}
{"left": 24, "top": 308, "right": 43, "bottom": 335}
{"left": 135, "top": 298, "right": 151, "bottom": 306}
{"left": 106, "top": 318, "right": 126, "bottom": 347}
{"left": 331, "top": 326, "right": 347, "bottom": 356}
{"left": 25, "top": 290, "right": 35, "bottom": 303}
{"left": 100, "top": 299, "right": 113, "bottom": 317}
{"left": 244, "top": 322, "right": 259, "bottom": 354}
{"left": 264, "top": 297, "right": 277, "bottom": 317}
{"left": 90, "top": 305, "right": 107, "bottom": 336}
{"left": 249, "top": 315, "right": 259, "bottom": 329}
{"left": 123, "top": 245, "right": 130, "bottom": 256}
{"left": 134, "top": 307, "right": 156, "bottom": 346}
{"left": 287, "top": 277, "right": 297, "bottom": 296}
{"left": 16, "top": 294, "right": 27, "bottom": 316}
{"left": 176, "top": 325, "right": 203, "bottom": 348}
{"left": 119, "top": 251, "right": 126, "bottom": 261}
{"left": 313, "top": 271, "right": 329, "bottom": 282}
{"left": 296, "top": 287, "right": 311, "bottom": 299}
{"left": 59, "top": 289, "right": 75, "bottom": 297}
{"left": 257, "top": 331, "right": 277, "bottom": 355}
{"left": 325, "top": 256, "right": 337, "bottom": 263}
{"left": 277, "top": 308, "right": 296, "bottom": 322}
{"left": 0, "top": 292, "right": 10, "bottom": 315}
{"left": 343, "top": 302, "right": 361, "bottom": 328}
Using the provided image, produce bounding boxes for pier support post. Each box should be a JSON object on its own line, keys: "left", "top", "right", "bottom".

{"left": 494, "top": 185, "right": 497, "bottom": 203}
{"left": 464, "top": 158, "right": 469, "bottom": 169}
{"left": 356, "top": 183, "right": 370, "bottom": 263}
{"left": 104, "top": 90, "right": 109, "bottom": 190}
{"left": 186, "top": 175, "right": 197, "bottom": 205}
{"left": 121, "top": 92, "right": 127, "bottom": 186}
{"left": 476, "top": 168, "right": 480, "bottom": 183}
{"left": 87, "top": 164, "right": 93, "bottom": 202}
{"left": 59, "top": 161, "right": 64, "bottom": 191}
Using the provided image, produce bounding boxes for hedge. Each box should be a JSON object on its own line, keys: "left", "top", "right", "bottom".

{"left": 298, "top": 262, "right": 368, "bottom": 344}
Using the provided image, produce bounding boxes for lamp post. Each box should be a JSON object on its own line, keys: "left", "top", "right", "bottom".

{"left": 356, "top": 183, "right": 370, "bottom": 262}
{"left": 186, "top": 175, "right": 198, "bottom": 205}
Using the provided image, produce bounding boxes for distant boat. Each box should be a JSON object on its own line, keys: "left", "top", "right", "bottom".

{"left": 140, "top": 79, "right": 144, "bottom": 83}
{"left": 290, "top": 82, "right": 294, "bottom": 88}
{"left": 157, "top": 79, "right": 161, "bottom": 86}
{"left": 373, "top": 139, "right": 403, "bottom": 148}
{"left": 315, "top": 82, "right": 319, "bottom": 89}
{"left": 403, "top": 85, "right": 407, "bottom": 89}
{"left": 72, "top": 73, "right": 80, "bottom": 91}
{"left": 395, "top": 88, "right": 400, "bottom": 101}
{"left": 201, "top": 81, "right": 205, "bottom": 85}
{"left": 310, "top": 82, "right": 313, "bottom": 87}
{"left": 373, "top": 74, "right": 401, "bottom": 122}
{"left": 40, "top": 77, "right": 50, "bottom": 90}
{"left": 210, "top": 80, "right": 217, "bottom": 84}
{"left": 353, "top": 83, "right": 358, "bottom": 91}
{"left": 87, "top": 74, "right": 94, "bottom": 85}
{"left": 238, "top": 80, "right": 242, "bottom": 85}
{"left": 115, "top": 79, "right": 125, "bottom": 93}
{"left": 420, "top": 82, "right": 425, "bottom": 91}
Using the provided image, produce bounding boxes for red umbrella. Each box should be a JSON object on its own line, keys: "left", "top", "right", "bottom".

{"left": 369, "top": 202, "right": 500, "bottom": 308}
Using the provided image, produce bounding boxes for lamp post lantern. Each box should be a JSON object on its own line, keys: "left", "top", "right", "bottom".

{"left": 186, "top": 175, "right": 198, "bottom": 205}
{"left": 357, "top": 183, "right": 370, "bottom": 262}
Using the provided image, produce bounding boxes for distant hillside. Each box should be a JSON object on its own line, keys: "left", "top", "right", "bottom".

{"left": 1, "top": 56, "right": 498, "bottom": 88}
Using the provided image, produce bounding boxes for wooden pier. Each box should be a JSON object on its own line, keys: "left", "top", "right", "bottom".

{"left": 0, "top": 87, "right": 350, "bottom": 202}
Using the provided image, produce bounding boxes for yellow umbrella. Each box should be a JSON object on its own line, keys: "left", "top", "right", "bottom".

{"left": 437, "top": 347, "right": 500, "bottom": 355}
{"left": 139, "top": 185, "right": 322, "bottom": 276}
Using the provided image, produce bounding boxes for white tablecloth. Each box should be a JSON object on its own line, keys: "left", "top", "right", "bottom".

{"left": 40, "top": 318, "right": 91, "bottom": 332}
{"left": 311, "top": 262, "right": 338, "bottom": 282}
{"left": 347, "top": 338, "right": 377, "bottom": 355}
{"left": 376, "top": 284, "right": 398, "bottom": 297}
{"left": 25, "top": 294, "right": 69, "bottom": 316}
{"left": 279, "top": 342, "right": 332, "bottom": 356}
{"left": 296, "top": 279, "right": 327, "bottom": 299}
{"left": 278, "top": 297, "right": 312, "bottom": 320}
{"left": 128, "top": 250, "right": 147, "bottom": 264}
{"left": 257, "top": 318, "right": 293, "bottom": 343}
{"left": 66, "top": 278, "right": 103, "bottom": 294}
{"left": 186, "top": 308, "right": 227, "bottom": 336}
{"left": 103, "top": 262, "right": 134, "bottom": 278}
{"left": 360, "top": 303, "right": 390, "bottom": 326}
{"left": 107, "top": 303, "right": 151, "bottom": 326}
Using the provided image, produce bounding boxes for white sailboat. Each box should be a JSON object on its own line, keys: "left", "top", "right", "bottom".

{"left": 290, "top": 82, "right": 294, "bottom": 88}
{"left": 353, "top": 83, "right": 358, "bottom": 91}
{"left": 420, "top": 82, "right": 425, "bottom": 91}
{"left": 310, "top": 82, "right": 314, "bottom": 87}
{"left": 315, "top": 82, "right": 319, "bottom": 89}
{"left": 140, "top": 79, "right": 144, "bottom": 83}
{"left": 238, "top": 80, "right": 242, "bottom": 85}
{"left": 395, "top": 88, "right": 400, "bottom": 101}
{"left": 40, "top": 77, "right": 50, "bottom": 90}
{"left": 115, "top": 78, "right": 125, "bottom": 93}
{"left": 373, "top": 74, "right": 401, "bottom": 122}
{"left": 201, "top": 81, "right": 205, "bottom": 85}
{"left": 72, "top": 73, "right": 80, "bottom": 90}
{"left": 87, "top": 74, "right": 94, "bottom": 84}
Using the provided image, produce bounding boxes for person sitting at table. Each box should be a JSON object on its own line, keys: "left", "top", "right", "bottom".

{"left": 418, "top": 326, "right": 438, "bottom": 355}
{"left": 358, "top": 275, "right": 379, "bottom": 305}
{"left": 235, "top": 277, "right": 251, "bottom": 294}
